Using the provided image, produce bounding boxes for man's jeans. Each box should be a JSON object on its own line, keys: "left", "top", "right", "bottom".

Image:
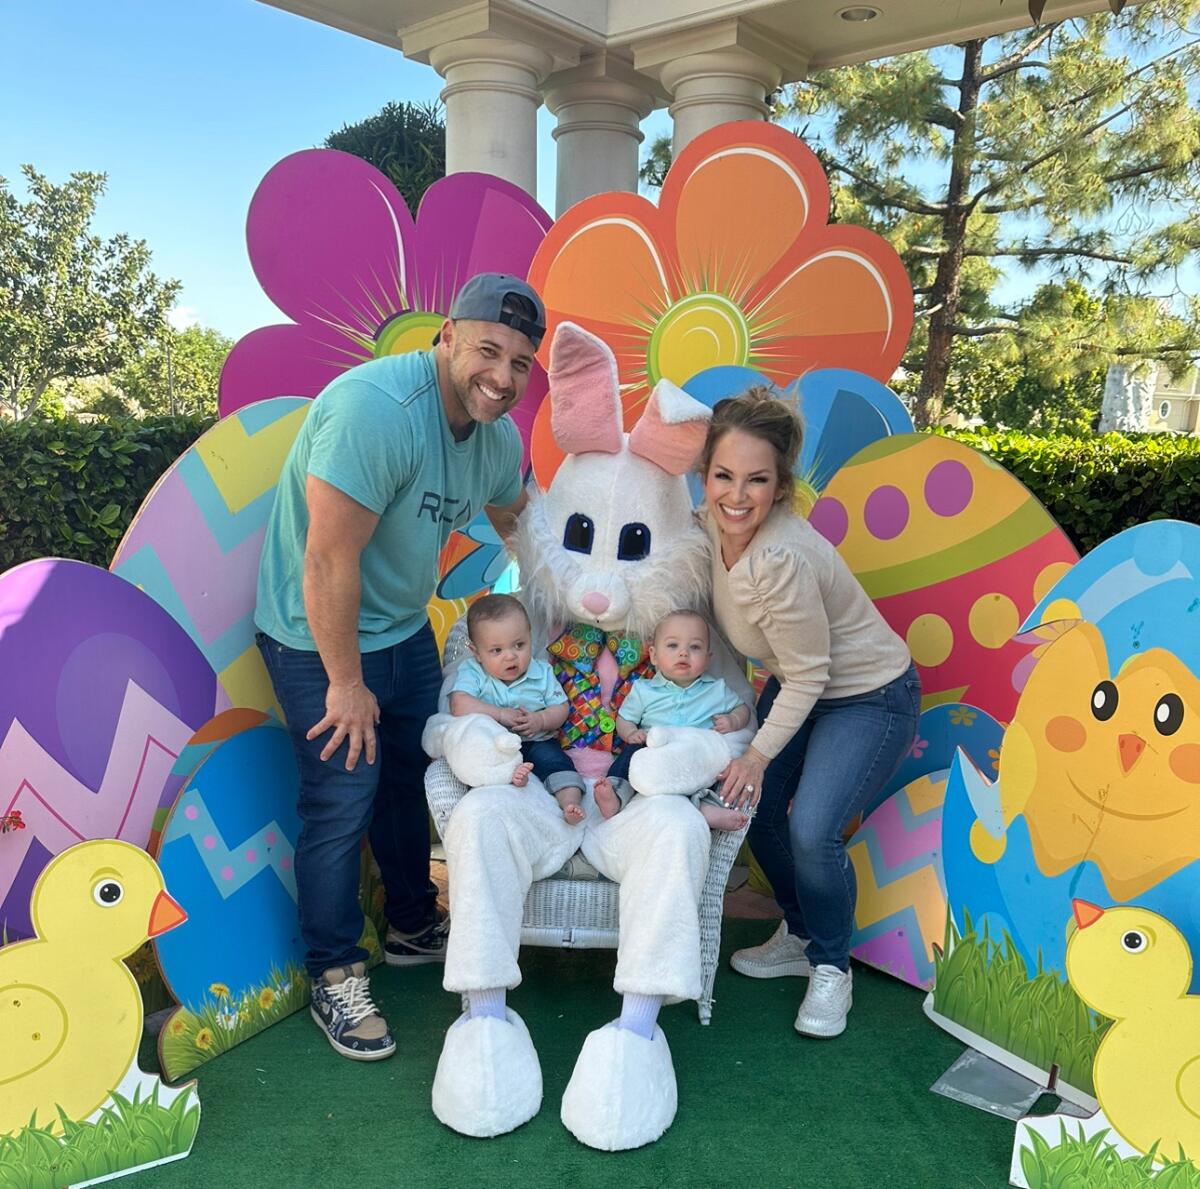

{"left": 257, "top": 623, "right": 442, "bottom": 978}
{"left": 747, "top": 664, "right": 921, "bottom": 971}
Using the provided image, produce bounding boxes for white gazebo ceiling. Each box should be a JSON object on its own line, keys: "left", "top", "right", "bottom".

{"left": 260, "top": 0, "right": 1141, "bottom": 73}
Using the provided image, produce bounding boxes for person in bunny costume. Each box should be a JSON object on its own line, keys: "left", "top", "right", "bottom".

{"left": 432, "top": 323, "right": 755, "bottom": 1151}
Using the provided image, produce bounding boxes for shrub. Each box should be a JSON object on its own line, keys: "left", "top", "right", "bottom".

{"left": 945, "top": 429, "right": 1200, "bottom": 555}
{"left": 0, "top": 414, "right": 213, "bottom": 571}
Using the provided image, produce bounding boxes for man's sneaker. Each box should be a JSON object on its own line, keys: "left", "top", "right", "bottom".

{"left": 385, "top": 915, "right": 449, "bottom": 966}
{"left": 310, "top": 962, "right": 395, "bottom": 1061}
{"left": 794, "top": 965, "right": 853, "bottom": 1038}
{"left": 729, "top": 921, "right": 811, "bottom": 979}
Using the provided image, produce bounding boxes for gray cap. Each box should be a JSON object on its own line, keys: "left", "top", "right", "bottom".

{"left": 445, "top": 272, "right": 546, "bottom": 350}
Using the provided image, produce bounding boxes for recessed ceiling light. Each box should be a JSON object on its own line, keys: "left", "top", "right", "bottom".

{"left": 838, "top": 5, "right": 881, "bottom": 19}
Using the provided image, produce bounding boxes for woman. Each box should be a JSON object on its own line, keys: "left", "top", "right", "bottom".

{"left": 700, "top": 389, "right": 920, "bottom": 1038}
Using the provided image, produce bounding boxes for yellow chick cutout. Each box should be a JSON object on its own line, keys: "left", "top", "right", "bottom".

{"left": 0, "top": 839, "right": 187, "bottom": 1135}
{"left": 1063, "top": 899, "right": 1200, "bottom": 1168}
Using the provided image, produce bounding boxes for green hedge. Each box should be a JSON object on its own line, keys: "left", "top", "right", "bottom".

{"left": 944, "top": 429, "right": 1200, "bottom": 555}
{"left": 0, "top": 417, "right": 1196, "bottom": 574}
{"left": 0, "top": 414, "right": 214, "bottom": 571}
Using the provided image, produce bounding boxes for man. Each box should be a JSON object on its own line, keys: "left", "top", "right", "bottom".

{"left": 255, "top": 274, "right": 543, "bottom": 1060}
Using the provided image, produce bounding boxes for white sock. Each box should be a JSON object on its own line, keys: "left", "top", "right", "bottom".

{"left": 467, "top": 987, "right": 506, "bottom": 1021}
{"left": 617, "top": 993, "right": 662, "bottom": 1039}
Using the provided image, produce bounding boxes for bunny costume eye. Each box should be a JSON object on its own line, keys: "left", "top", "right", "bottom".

{"left": 617, "top": 523, "right": 651, "bottom": 562}
{"left": 563, "top": 513, "right": 594, "bottom": 554}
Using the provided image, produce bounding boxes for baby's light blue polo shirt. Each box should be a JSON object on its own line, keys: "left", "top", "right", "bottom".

{"left": 619, "top": 671, "right": 742, "bottom": 730}
{"left": 450, "top": 657, "right": 567, "bottom": 740}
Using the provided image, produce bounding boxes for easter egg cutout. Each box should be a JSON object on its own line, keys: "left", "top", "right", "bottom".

{"left": 154, "top": 722, "right": 308, "bottom": 1080}
{"left": 110, "top": 396, "right": 311, "bottom": 717}
{"left": 811, "top": 434, "right": 1079, "bottom": 725}
{"left": 0, "top": 560, "right": 219, "bottom": 942}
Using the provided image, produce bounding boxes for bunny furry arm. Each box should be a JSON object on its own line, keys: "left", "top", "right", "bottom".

{"left": 627, "top": 726, "right": 746, "bottom": 798}
{"left": 422, "top": 713, "right": 524, "bottom": 789}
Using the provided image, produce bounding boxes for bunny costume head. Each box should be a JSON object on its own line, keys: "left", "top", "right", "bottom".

{"left": 517, "top": 323, "right": 711, "bottom": 641}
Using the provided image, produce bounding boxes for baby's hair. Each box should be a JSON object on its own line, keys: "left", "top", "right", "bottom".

{"left": 466, "top": 593, "right": 531, "bottom": 641}
{"left": 653, "top": 609, "right": 710, "bottom": 646}
{"left": 698, "top": 384, "right": 804, "bottom": 505}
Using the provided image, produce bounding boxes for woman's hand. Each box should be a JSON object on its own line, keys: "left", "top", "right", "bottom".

{"left": 717, "top": 747, "right": 767, "bottom": 809}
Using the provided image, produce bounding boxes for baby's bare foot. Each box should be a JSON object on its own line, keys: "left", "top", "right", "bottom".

{"left": 562, "top": 801, "right": 586, "bottom": 824}
{"left": 593, "top": 778, "right": 621, "bottom": 820}
{"left": 511, "top": 761, "right": 534, "bottom": 788}
{"left": 699, "top": 802, "right": 749, "bottom": 832}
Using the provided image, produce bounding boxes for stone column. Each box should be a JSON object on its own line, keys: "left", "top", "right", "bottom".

{"left": 658, "top": 47, "right": 783, "bottom": 156}
{"left": 544, "top": 55, "right": 661, "bottom": 215}
{"left": 427, "top": 37, "right": 554, "bottom": 196}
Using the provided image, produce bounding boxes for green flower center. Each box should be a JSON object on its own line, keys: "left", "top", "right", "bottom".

{"left": 374, "top": 310, "right": 445, "bottom": 358}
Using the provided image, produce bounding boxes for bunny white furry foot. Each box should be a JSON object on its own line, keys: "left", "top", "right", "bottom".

{"left": 560, "top": 1022, "right": 677, "bottom": 1150}
{"left": 432, "top": 1009, "right": 542, "bottom": 1137}
{"left": 629, "top": 726, "right": 732, "bottom": 797}
{"left": 422, "top": 713, "right": 523, "bottom": 789}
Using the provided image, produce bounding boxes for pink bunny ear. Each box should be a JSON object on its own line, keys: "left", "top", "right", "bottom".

{"left": 628, "top": 379, "right": 711, "bottom": 475}
{"left": 549, "top": 322, "right": 623, "bottom": 455}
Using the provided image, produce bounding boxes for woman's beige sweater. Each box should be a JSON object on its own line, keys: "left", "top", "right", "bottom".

{"left": 703, "top": 504, "right": 912, "bottom": 760}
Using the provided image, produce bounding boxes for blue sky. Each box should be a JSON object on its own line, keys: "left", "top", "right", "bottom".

{"left": 1, "top": 0, "right": 670, "bottom": 340}
{"left": 4, "top": 2, "right": 1192, "bottom": 346}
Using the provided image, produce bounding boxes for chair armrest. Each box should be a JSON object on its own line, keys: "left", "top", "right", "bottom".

{"left": 701, "top": 813, "right": 752, "bottom": 907}
{"left": 425, "top": 757, "right": 469, "bottom": 840}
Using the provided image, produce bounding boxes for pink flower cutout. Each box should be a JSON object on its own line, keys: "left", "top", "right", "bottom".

{"left": 218, "top": 149, "right": 554, "bottom": 464}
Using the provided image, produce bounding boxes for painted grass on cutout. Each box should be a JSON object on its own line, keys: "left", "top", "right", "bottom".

{"left": 160, "top": 961, "right": 310, "bottom": 1080}
{"left": 0, "top": 1084, "right": 199, "bottom": 1189}
{"left": 1020, "top": 1124, "right": 1200, "bottom": 1188}
{"left": 932, "top": 909, "right": 1107, "bottom": 1096}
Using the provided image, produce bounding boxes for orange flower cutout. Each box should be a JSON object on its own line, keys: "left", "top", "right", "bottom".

{"left": 527, "top": 121, "right": 914, "bottom": 485}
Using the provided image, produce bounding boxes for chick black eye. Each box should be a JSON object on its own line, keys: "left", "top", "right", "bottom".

{"left": 93, "top": 880, "right": 124, "bottom": 907}
{"left": 563, "top": 513, "right": 594, "bottom": 555}
{"left": 1090, "top": 681, "right": 1118, "bottom": 722}
{"left": 1154, "top": 693, "right": 1184, "bottom": 736}
{"left": 1121, "top": 930, "right": 1147, "bottom": 953}
{"left": 617, "top": 522, "right": 651, "bottom": 562}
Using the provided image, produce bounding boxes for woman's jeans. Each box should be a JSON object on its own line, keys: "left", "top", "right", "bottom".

{"left": 747, "top": 663, "right": 921, "bottom": 971}
{"left": 257, "top": 624, "right": 442, "bottom": 978}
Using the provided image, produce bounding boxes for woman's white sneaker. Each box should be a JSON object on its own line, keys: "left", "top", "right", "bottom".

{"left": 729, "top": 921, "right": 811, "bottom": 979}
{"left": 794, "top": 965, "right": 852, "bottom": 1038}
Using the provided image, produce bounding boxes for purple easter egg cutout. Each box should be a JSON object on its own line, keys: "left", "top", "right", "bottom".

{"left": 0, "top": 559, "right": 219, "bottom": 940}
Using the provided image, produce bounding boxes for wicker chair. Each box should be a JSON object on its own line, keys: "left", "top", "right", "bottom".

{"left": 426, "top": 758, "right": 750, "bottom": 1024}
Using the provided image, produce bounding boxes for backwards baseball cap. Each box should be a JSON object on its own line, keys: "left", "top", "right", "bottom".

{"left": 435, "top": 273, "right": 546, "bottom": 350}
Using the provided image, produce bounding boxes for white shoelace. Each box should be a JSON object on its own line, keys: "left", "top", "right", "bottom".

{"left": 808, "top": 966, "right": 848, "bottom": 1001}
{"left": 327, "top": 975, "right": 379, "bottom": 1026}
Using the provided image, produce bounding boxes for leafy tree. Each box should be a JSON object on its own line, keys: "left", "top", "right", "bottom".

{"left": 108, "top": 325, "right": 232, "bottom": 417}
{"left": 0, "top": 167, "right": 180, "bottom": 420}
{"left": 783, "top": 2, "right": 1200, "bottom": 427}
{"left": 324, "top": 100, "right": 446, "bottom": 212}
{"left": 639, "top": 132, "right": 673, "bottom": 191}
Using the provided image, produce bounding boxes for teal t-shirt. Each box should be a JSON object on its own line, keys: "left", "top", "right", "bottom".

{"left": 450, "top": 657, "right": 567, "bottom": 740}
{"left": 256, "top": 352, "right": 523, "bottom": 652}
{"left": 618, "top": 671, "right": 741, "bottom": 730}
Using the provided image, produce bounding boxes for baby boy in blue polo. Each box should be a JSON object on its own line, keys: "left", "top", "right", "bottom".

{"left": 595, "top": 610, "right": 752, "bottom": 831}
{"left": 448, "top": 594, "right": 588, "bottom": 822}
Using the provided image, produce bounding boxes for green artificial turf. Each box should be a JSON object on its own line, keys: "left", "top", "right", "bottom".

{"left": 126, "top": 921, "right": 1017, "bottom": 1189}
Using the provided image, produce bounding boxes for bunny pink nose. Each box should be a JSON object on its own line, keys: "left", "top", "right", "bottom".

{"left": 581, "top": 592, "right": 610, "bottom": 615}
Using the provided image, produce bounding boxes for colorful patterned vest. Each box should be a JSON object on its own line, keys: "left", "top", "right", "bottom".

{"left": 548, "top": 624, "right": 655, "bottom": 755}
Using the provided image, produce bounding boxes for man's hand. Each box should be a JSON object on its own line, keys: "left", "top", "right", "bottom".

{"left": 307, "top": 680, "right": 381, "bottom": 770}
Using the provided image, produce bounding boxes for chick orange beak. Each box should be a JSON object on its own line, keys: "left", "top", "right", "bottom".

{"left": 1072, "top": 899, "right": 1104, "bottom": 929}
{"left": 1118, "top": 733, "right": 1145, "bottom": 773}
{"left": 148, "top": 890, "right": 187, "bottom": 937}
